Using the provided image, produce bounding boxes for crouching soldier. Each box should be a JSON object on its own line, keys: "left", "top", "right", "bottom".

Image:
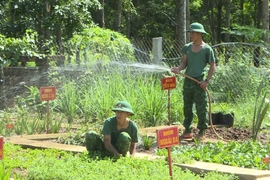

{"left": 85, "top": 101, "right": 139, "bottom": 158}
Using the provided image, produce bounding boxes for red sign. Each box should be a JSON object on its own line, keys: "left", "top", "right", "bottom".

{"left": 161, "top": 77, "right": 176, "bottom": 90}
{"left": 263, "top": 157, "right": 270, "bottom": 164}
{"left": 6, "top": 124, "right": 14, "bottom": 129}
{"left": 0, "top": 136, "right": 3, "bottom": 160}
{"left": 156, "top": 126, "right": 179, "bottom": 148}
{"left": 40, "top": 86, "right": 56, "bottom": 101}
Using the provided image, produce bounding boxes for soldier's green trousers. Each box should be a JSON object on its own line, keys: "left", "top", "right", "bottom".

{"left": 85, "top": 131, "right": 131, "bottom": 156}
{"left": 183, "top": 76, "right": 209, "bottom": 133}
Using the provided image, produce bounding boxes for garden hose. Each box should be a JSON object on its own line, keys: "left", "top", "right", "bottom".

{"left": 177, "top": 72, "right": 230, "bottom": 142}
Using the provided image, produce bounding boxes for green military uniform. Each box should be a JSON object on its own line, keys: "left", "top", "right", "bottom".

{"left": 85, "top": 101, "right": 138, "bottom": 156}
{"left": 181, "top": 42, "right": 215, "bottom": 134}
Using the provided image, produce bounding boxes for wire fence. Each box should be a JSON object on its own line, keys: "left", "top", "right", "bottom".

{"left": 2, "top": 37, "right": 270, "bottom": 126}
{"left": 131, "top": 38, "right": 270, "bottom": 118}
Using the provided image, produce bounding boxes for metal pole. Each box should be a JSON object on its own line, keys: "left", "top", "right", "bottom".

{"left": 168, "top": 89, "right": 171, "bottom": 125}
{"left": 167, "top": 147, "right": 173, "bottom": 179}
{"left": 0, "top": 136, "right": 3, "bottom": 160}
{"left": 46, "top": 101, "right": 49, "bottom": 133}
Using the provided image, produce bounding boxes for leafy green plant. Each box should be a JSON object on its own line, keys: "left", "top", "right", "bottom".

{"left": 159, "top": 140, "right": 270, "bottom": 170}
{"left": 15, "top": 85, "right": 47, "bottom": 120}
{"left": 57, "top": 82, "right": 79, "bottom": 124}
{"left": 0, "top": 161, "right": 11, "bottom": 180}
{"left": 57, "top": 131, "right": 86, "bottom": 146}
{"left": 141, "top": 135, "right": 155, "bottom": 150}
{"left": 68, "top": 27, "right": 135, "bottom": 63}
{"left": 137, "top": 77, "right": 167, "bottom": 127}
{"left": 3, "top": 143, "right": 239, "bottom": 180}
{"left": 252, "top": 79, "right": 270, "bottom": 141}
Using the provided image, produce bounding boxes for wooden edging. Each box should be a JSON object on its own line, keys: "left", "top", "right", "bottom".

{"left": 174, "top": 162, "right": 270, "bottom": 180}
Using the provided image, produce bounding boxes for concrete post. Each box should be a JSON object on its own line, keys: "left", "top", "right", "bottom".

{"left": 152, "top": 37, "right": 163, "bottom": 64}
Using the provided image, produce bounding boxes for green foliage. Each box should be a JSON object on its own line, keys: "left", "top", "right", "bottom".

{"left": 210, "top": 62, "right": 258, "bottom": 103}
{"left": 16, "top": 86, "right": 47, "bottom": 120}
{"left": 67, "top": 27, "right": 135, "bottom": 63}
{"left": 56, "top": 82, "right": 79, "bottom": 124}
{"left": 141, "top": 135, "right": 155, "bottom": 150}
{"left": 0, "top": 161, "right": 12, "bottom": 180}
{"left": 0, "top": 30, "right": 43, "bottom": 66}
{"left": 223, "top": 24, "right": 270, "bottom": 43}
{"left": 50, "top": 67, "right": 173, "bottom": 126}
{"left": 57, "top": 131, "right": 86, "bottom": 146}
{"left": 137, "top": 77, "right": 168, "bottom": 127}
{"left": 3, "top": 143, "right": 238, "bottom": 180}
{"left": 160, "top": 141, "right": 270, "bottom": 170}
{"left": 252, "top": 79, "right": 270, "bottom": 141}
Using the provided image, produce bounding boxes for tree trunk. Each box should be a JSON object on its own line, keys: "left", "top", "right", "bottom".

{"left": 240, "top": 0, "right": 245, "bottom": 42}
{"left": 186, "top": 0, "right": 190, "bottom": 42}
{"left": 115, "top": 0, "right": 122, "bottom": 32}
{"left": 224, "top": 0, "right": 231, "bottom": 42}
{"left": 208, "top": 0, "right": 215, "bottom": 43}
{"left": 44, "top": 1, "right": 51, "bottom": 40}
{"left": 0, "top": 65, "right": 6, "bottom": 110}
{"left": 262, "top": 0, "right": 269, "bottom": 42}
{"left": 255, "top": 0, "right": 262, "bottom": 28}
{"left": 56, "top": 24, "right": 63, "bottom": 54}
{"left": 216, "top": 0, "right": 223, "bottom": 43}
{"left": 125, "top": 11, "right": 131, "bottom": 38}
{"left": 175, "top": 0, "right": 186, "bottom": 54}
{"left": 100, "top": 0, "right": 105, "bottom": 28}
{"left": 91, "top": 0, "right": 105, "bottom": 28}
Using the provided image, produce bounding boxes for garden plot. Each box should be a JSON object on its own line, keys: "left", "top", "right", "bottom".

{"left": 4, "top": 125, "right": 270, "bottom": 180}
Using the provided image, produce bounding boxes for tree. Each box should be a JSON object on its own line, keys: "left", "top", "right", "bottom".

{"left": 0, "top": 0, "right": 100, "bottom": 54}
{"left": 262, "top": 0, "right": 269, "bottom": 43}
{"left": 115, "top": 0, "right": 123, "bottom": 32}
{"left": 224, "top": 0, "right": 231, "bottom": 42}
{"left": 175, "top": 0, "right": 186, "bottom": 52}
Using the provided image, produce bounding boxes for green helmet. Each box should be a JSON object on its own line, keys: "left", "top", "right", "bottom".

{"left": 186, "top": 22, "right": 208, "bottom": 34}
{"left": 112, "top": 101, "right": 134, "bottom": 116}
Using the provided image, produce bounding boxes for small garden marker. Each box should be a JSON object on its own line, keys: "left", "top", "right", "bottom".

{"left": 5, "top": 124, "right": 14, "bottom": 137}
{"left": 262, "top": 157, "right": 270, "bottom": 164}
{"left": 0, "top": 136, "right": 3, "bottom": 160}
{"left": 161, "top": 76, "right": 176, "bottom": 125}
{"left": 156, "top": 126, "right": 179, "bottom": 179}
{"left": 40, "top": 86, "right": 56, "bottom": 133}
{"left": 5, "top": 124, "right": 14, "bottom": 129}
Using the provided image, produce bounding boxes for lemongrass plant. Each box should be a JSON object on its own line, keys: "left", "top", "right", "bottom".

{"left": 56, "top": 82, "right": 79, "bottom": 124}
{"left": 252, "top": 78, "right": 270, "bottom": 141}
{"left": 53, "top": 65, "right": 186, "bottom": 127}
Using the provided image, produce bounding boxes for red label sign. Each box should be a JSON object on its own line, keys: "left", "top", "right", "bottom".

{"left": 0, "top": 136, "right": 3, "bottom": 160}
{"left": 156, "top": 126, "right": 179, "bottom": 148}
{"left": 40, "top": 86, "right": 56, "bottom": 101}
{"left": 6, "top": 124, "right": 14, "bottom": 129}
{"left": 263, "top": 157, "right": 270, "bottom": 164}
{"left": 161, "top": 77, "right": 176, "bottom": 90}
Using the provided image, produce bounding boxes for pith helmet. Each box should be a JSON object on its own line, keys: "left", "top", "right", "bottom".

{"left": 112, "top": 101, "right": 134, "bottom": 116}
{"left": 186, "top": 22, "right": 208, "bottom": 34}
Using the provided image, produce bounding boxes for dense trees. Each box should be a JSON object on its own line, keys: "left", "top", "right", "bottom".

{"left": 0, "top": 0, "right": 269, "bottom": 59}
